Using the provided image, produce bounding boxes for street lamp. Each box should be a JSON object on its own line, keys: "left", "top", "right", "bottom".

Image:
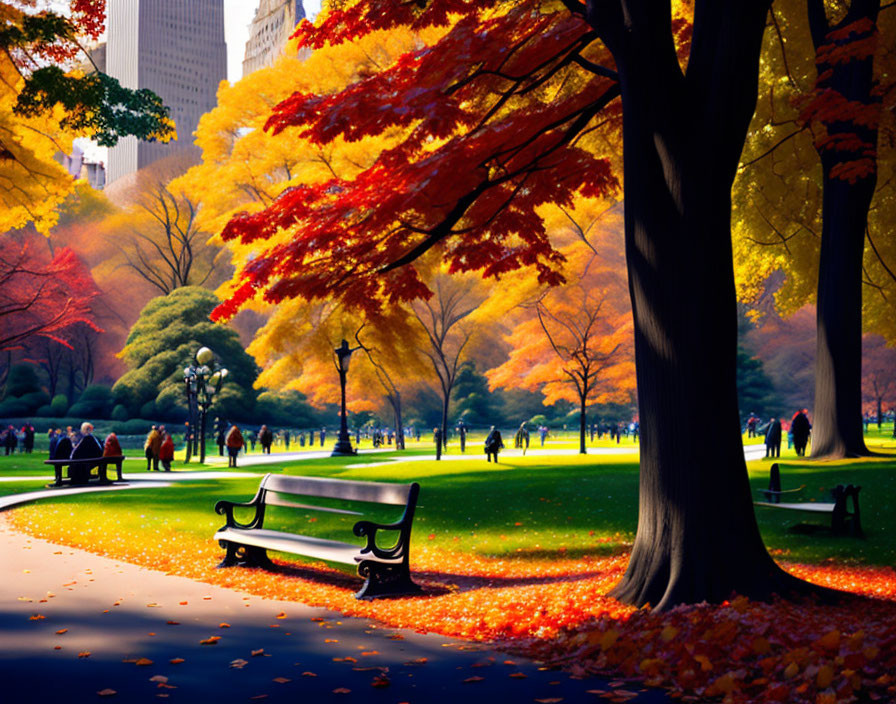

{"left": 183, "top": 346, "right": 228, "bottom": 464}
{"left": 331, "top": 339, "right": 360, "bottom": 456}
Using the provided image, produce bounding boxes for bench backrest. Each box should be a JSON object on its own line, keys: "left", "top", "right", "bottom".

{"left": 260, "top": 474, "right": 416, "bottom": 507}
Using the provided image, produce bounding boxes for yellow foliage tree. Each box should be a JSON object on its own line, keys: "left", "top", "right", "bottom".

{"left": 0, "top": 50, "right": 74, "bottom": 233}
{"left": 486, "top": 200, "right": 635, "bottom": 453}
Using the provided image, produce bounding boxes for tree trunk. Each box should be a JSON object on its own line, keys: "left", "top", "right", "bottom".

{"left": 808, "top": 0, "right": 879, "bottom": 459}
{"left": 391, "top": 393, "right": 405, "bottom": 450}
{"left": 591, "top": 1, "right": 813, "bottom": 610}
{"left": 440, "top": 390, "right": 450, "bottom": 456}
{"left": 579, "top": 393, "right": 587, "bottom": 454}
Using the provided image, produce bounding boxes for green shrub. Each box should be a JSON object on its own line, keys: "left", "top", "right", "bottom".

{"left": 35, "top": 404, "right": 54, "bottom": 417}
{"left": 139, "top": 400, "right": 157, "bottom": 418}
{"left": 0, "top": 398, "right": 30, "bottom": 417}
{"left": 18, "top": 391, "right": 51, "bottom": 412}
{"left": 68, "top": 385, "right": 114, "bottom": 419}
{"left": 50, "top": 394, "right": 69, "bottom": 418}
{"left": 5, "top": 364, "right": 41, "bottom": 396}
{"left": 111, "top": 404, "right": 129, "bottom": 421}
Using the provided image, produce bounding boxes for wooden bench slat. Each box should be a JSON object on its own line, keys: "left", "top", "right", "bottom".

{"left": 754, "top": 501, "right": 836, "bottom": 512}
{"left": 214, "top": 527, "right": 377, "bottom": 565}
{"left": 263, "top": 474, "right": 413, "bottom": 505}
{"left": 264, "top": 492, "right": 364, "bottom": 515}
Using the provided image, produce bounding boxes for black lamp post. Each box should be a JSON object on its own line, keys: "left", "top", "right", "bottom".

{"left": 183, "top": 346, "right": 228, "bottom": 464}
{"left": 331, "top": 339, "right": 360, "bottom": 456}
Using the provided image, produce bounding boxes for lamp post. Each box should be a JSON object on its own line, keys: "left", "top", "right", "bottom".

{"left": 183, "top": 346, "right": 228, "bottom": 464}
{"left": 331, "top": 339, "right": 360, "bottom": 456}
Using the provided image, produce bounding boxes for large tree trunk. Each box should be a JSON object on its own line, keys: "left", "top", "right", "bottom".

{"left": 579, "top": 394, "right": 587, "bottom": 454}
{"left": 808, "top": 0, "right": 879, "bottom": 459}
{"left": 591, "top": 0, "right": 811, "bottom": 610}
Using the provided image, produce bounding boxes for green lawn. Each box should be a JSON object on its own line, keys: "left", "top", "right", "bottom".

{"left": 2, "top": 436, "right": 894, "bottom": 568}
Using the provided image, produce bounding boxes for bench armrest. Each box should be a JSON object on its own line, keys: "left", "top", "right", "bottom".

{"left": 215, "top": 495, "right": 264, "bottom": 529}
{"left": 353, "top": 520, "right": 408, "bottom": 561}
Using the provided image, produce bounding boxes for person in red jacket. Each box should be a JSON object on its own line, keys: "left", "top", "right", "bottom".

{"left": 225, "top": 425, "right": 244, "bottom": 468}
{"left": 159, "top": 432, "right": 175, "bottom": 471}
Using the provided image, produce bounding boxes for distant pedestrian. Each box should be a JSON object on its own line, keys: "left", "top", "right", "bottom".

{"left": 433, "top": 427, "right": 442, "bottom": 461}
{"left": 284, "top": 430, "right": 291, "bottom": 450}
{"left": 247, "top": 428, "right": 257, "bottom": 452}
{"left": 216, "top": 426, "right": 226, "bottom": 456}
{"left": 791, "top": 409, "right": 811, "bottom": 457}
{"left": 259, "top": 425, "right": 273, "bottom": 454}
{"left": 225, "top": 425, "right": 244, "bottom": 468}
{"left": 485, "top": 426, "right": 504, "bottom": 463}
{"left": 539, "top": 425, "right": 547, "bottom": 447}
{"left": 48, "top": 429, "right": 61, "bottom": 459}
{"left": 22, "top": 424, "right": 35, "bottom": 453}
{"left": 319, "top": 428, "right": 327, "bottom": 446}
{"left": 159, "top": 432, "right": 175, "bottom": 471}
{"left": 765, "top": 417, "right": 782, "bottom": 459}
{"left": 144, "top": 425, "right": 162, "bottom": 471}
{"left": 4, "top": 425, "right": 17, "bottom": 455}
{"left": 299, "top": 431, "right": 306, "bottom": 447}
{"left": 456, "top": 421, "right": 467, "bottom": 453}
{"left": 514, "top": 423, "right": 529, "bottom": 455}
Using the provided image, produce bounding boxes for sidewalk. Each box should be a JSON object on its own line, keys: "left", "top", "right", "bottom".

{"left": 1, "top": 517, "right": 668, "bottom": 703}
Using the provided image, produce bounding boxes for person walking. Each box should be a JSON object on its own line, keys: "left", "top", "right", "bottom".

{"left": 225, "top": 425, "right": 244, "bottom": 468}
{"left": 259, "top": 424, "right": 273, "bottom": 454}
{"left": 514, "top": 423, "right": 529, "bottom": 455}
{"left": 484, "top": 426, "right": 504, "bottom": 463}
{"left": 433, "top": 427, "right": 442, "bottom": 461}
{"left": 456, "top": 421, "right": 467, "bottom": 453}
{"left": 22, "top": 424, "right": 35, "bottom": 453}
{"left": 159, "top": 432, "right": 175, "bottom": 471}
{"left": 791, "top": 409, "right": 812, "bottom": 457}
{"left": 144, "top": 425, "right": 162, "bottom": 471}
{"left": 765, "top": 416, "right": 782, "bottom": 459}
{"left": 216, "top": 424, "right": 226, "bottom": 457}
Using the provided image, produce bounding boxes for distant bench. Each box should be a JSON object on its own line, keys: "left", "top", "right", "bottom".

{"left": 753, "top": 463, "right": 862, "bottom": 536}
{"left": 214, "top": 474, "right": 422, "bottom": 599}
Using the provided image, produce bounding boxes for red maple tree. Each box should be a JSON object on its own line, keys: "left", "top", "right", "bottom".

{"left": 0, "top": 231, "right": 101, "bottom": 352}
{"left": 215, "top": 2, "right": 827, "bottom": 610}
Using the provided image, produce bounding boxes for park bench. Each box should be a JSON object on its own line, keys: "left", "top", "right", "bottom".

{"left": 44, "top": 455, "right": 125, "bottom": 487}
{"left": 213, "top": 474, "right": 422, "bottom": 599}
{"left": 753, "top": 464, "right": 862, "bottom": 536}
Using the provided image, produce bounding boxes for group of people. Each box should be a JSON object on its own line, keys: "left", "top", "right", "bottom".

{"left": 1, "top": 423, "right": 35, "bottom": 454}
{"left": 143, "top": 425, "right": 176, "bottom": 471}
{"left": 48, "top": 423, "right": 123, "bottom": 463}
{"left": 758, "top": 409, "right": 812, "bottom": 458}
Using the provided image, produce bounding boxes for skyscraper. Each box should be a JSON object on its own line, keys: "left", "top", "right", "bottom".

{"left": 242, "top": 1, "right": 306, "bottom": 77}
{"left": 105, "top": 0, "right": 226, "bottom": 186}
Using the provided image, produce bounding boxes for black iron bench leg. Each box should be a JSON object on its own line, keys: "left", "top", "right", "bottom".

{"left": 216, "top": 542, "right": 274, "bottom": 569}
{"left": 356, "top": 561, "right": 422, "bottom": 599}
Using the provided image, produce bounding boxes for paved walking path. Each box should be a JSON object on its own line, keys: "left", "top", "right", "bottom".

{"left": 0, "top": 517, "right": 668, "bottom": 703}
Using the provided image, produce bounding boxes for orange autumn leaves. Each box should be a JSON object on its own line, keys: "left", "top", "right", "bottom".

{"left": 9, "top": 506, "right": 896, "bottom": 704}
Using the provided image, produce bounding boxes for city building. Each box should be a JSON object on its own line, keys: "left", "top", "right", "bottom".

{"left": 105, "top": 0, "right": 226, "bottom": 186}
{"left": 242, "top": 0, "right": 306, "bottom": 77}
{"left": 58, "top": 146, "right": 107, "bottom": 190}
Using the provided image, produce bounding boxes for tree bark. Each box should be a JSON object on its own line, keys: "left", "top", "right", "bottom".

{"left": 808, "top": 0, "right": 879, "bottom": 459}
{"left": 579, "top": 393, "right": 587, "bottom": 454}
{"left": 590, "top": 0, "right": 813, "bottom": 610}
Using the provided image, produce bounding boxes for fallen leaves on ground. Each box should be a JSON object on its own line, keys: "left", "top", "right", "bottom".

{"left": 9, "top": 509, "right": 896, "bottom": 704}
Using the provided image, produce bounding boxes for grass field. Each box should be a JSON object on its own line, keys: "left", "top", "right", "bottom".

{"left": 2, "top": 426, "right": 894, "bottom": 568}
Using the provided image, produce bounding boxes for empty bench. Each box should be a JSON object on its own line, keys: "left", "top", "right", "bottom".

{"left": 753, "top": 464, "right": 862, "bottom": 536}
{"left": 214, "top": 474, "right": 422, "bottom": 599}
